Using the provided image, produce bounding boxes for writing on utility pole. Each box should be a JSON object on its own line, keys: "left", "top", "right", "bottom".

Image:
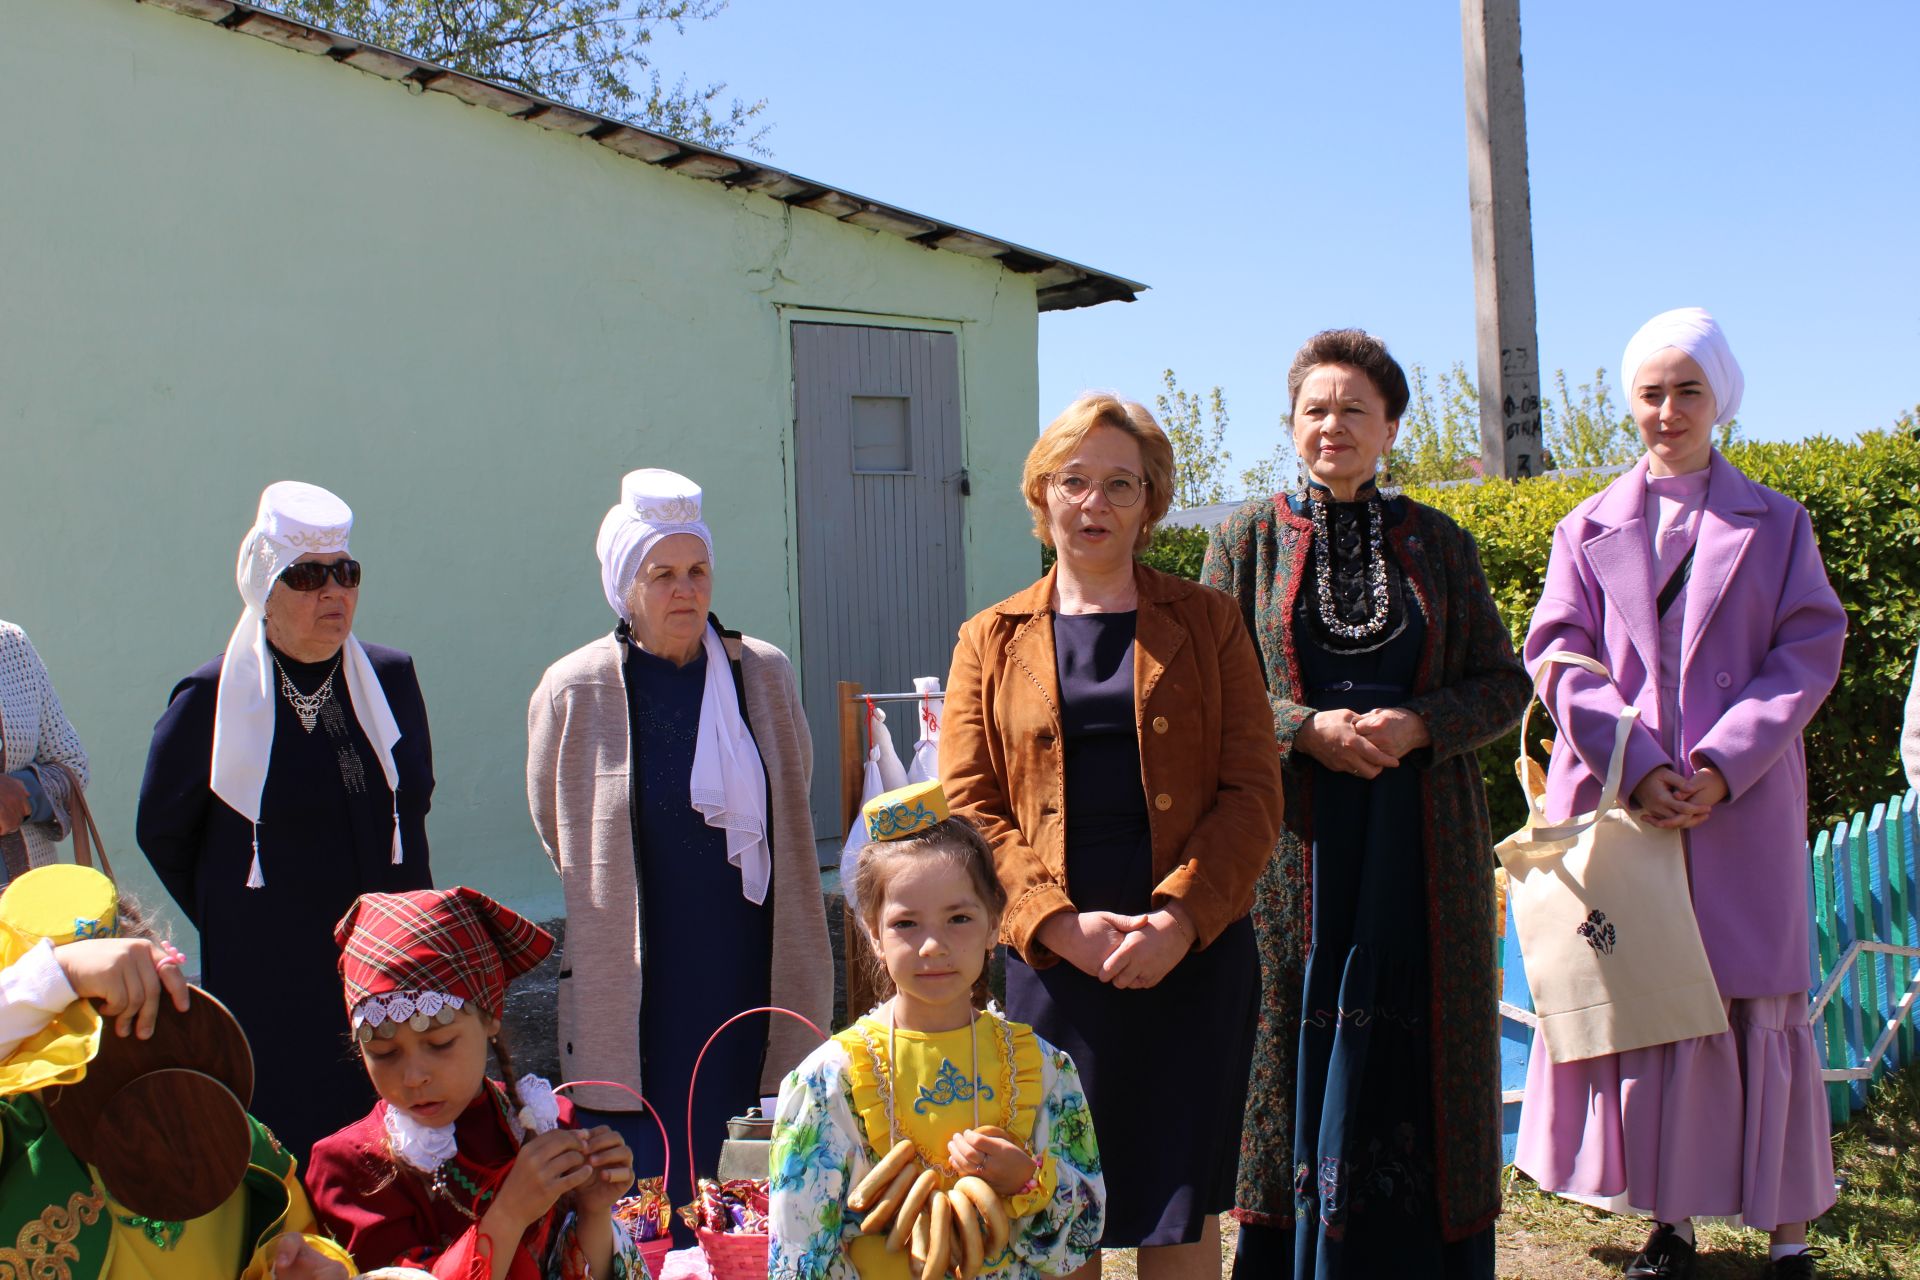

{"left": 1461, "top": 0, "right": 1542, "bottom": 479}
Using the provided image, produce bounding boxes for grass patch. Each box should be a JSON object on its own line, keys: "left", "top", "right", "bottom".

{"left": 1094, "top": 1067, "right": 1920, "bottom": 1278}
{"left": 1499, "top": 1065, "right": 1920, "bottom": 1279}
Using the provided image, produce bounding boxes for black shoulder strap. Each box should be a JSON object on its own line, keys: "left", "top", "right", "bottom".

{"left": 1657, "top": 545, "right": 1695, "bottom": 619}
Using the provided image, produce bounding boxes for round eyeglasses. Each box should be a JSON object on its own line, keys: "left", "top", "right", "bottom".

{"left": 1050, "top": 472, "right": 1148, "bottom": 508}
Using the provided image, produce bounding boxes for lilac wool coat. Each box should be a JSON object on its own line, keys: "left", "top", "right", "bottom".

{"left": 1525, "top": 451, "right": 1847, "bottom": 999}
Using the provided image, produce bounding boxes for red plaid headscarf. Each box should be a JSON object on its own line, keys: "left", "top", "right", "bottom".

{"left": 335, "top": 887, "right": 553, "bottom": 1021}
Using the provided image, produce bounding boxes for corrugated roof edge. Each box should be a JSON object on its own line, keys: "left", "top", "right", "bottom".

{"left": 134, "top": 0, "right": 1147, "bottom": 312}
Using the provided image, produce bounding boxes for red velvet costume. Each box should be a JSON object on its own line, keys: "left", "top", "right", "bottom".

{"left": 306, "top": 1082, "right": 598, "bottom": 1279}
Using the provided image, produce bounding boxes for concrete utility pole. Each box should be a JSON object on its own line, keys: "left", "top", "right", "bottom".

{"left": 1461, "top": 0, "right": 1542, "bottom": 479}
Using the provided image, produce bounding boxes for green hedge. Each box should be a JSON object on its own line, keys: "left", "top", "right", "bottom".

{"left": 1156, "top": 432, "right": 1920, "bottom": 837}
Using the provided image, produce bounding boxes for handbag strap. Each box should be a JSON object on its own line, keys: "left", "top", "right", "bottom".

{"left": 46, "top": 760, "right": 115, "bottom": 883}
{"left": 1517, "top": 651, "right": 1638, "bottom": 826}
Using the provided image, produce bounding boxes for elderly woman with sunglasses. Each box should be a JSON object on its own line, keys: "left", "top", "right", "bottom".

{"left": 137, "top": 481, "right": 434, "bottom": 1163}
{"left": 942, "top": 394, "right": 1283, "bottom": 1280}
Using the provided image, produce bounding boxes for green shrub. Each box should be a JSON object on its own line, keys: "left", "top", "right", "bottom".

{"left": 1139, "top": 525, "right": 1212, "bottom": 580}
{"left": 1164, "top": 432, "right": 1920, "bottom": 836}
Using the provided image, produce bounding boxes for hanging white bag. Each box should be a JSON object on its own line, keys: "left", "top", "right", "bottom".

{"left": 905, "top": 676, "right": 944, "bottom": 784}
{"left": 1496, "top": 651, "right": 1729, "bottom": 1064}
{"left": 868, "top": 703, "right": 909, "bottom": 793}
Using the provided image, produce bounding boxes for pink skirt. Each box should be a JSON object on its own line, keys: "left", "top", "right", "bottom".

{"left": 1513, "top": 993, "right": 1836, "bottom": 1231}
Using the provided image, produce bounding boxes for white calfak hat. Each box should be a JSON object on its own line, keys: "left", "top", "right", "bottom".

{"left": 214, "top": 482, "right": 403, "bottom": 888}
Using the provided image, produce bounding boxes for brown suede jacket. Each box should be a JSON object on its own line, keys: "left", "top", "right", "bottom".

{"left": 940, "top": 562, "right": 1285, "bottom": 965}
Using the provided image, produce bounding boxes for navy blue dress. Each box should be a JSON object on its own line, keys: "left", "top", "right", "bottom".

{"left": 1007, "top": 611, "right": 1259, "bottom": 1247}
{"left": 136, "top": 642, "right": 434, "bottom": 1165}
{"left": 576, "top": 639, "right": 772, "bottom": 1246}
{"left": 1232, "top": 491, "right": 1493, "bottom": 1280}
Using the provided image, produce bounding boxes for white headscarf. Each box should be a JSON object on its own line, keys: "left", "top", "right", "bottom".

{"left": 595, "top": 469, "right": 715, "bottom": 622}
{"left": 213, "top": 482, "right": 404, "bottom": 889}
{"left": 595, "top": 469, "right": 770, "bottom": 905}
{"left": 1620, "top": 307, "right": 1745, "bottom": 427}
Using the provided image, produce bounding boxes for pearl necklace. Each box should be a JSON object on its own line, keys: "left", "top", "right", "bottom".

{"left": 1307, "top": 491, "right": 1392, "bottom": 641}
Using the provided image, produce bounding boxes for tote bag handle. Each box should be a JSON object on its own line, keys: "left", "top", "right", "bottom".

{"left": 1512, "top": 651, "right": 1638, "bottom": 844}
{"left": 47, "top": 761, "right": 116, "bottom": 883}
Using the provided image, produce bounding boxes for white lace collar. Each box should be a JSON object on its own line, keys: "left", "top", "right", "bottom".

{"left": 383, "top": 1104, "right": 457, "bottom": 1172}
{"left": 382, "top": 1074, "right": 562, "bottom": 1172}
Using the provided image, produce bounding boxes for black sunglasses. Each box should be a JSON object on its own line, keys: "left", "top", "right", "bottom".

{"left": 279, "top": 559, "right": 362, "bottom": 591}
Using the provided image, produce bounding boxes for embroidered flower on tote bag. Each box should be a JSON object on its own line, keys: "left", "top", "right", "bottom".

{"left": 1576, "top": 910, "right": 1618, "bottom": 955}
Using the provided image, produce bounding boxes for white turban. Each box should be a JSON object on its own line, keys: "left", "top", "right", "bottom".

{"left": 593, "top": 468, "right": 768, "bottom": 904}
{"left": 1620, "top": 307, "right": 1744, "bottom": 427}
{"left": 595, "top": 468, "right": 715, "bottom": 622}
{"left": 214, "top": 481, "right": 404, "bottom": 888}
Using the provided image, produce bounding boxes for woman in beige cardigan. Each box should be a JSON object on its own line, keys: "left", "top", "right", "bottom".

{"left": 527, "top": 468, "right": 831, "bottom": 1236}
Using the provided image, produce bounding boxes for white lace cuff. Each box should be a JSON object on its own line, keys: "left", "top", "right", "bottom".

{"left": 515, "top": 1073, "right": 562, "bottom": 1135}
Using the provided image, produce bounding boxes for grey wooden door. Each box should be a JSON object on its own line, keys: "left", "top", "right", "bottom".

{"left": 792, "top": 323, "right": 966, "bottom": 846}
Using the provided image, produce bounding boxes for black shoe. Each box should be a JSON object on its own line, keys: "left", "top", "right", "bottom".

{"left": 1624, "top": 1223, "right": 1697, "bottom": 1279}
{"left": 1767, "top": 1247, "right": 1826, "bottom": 1278}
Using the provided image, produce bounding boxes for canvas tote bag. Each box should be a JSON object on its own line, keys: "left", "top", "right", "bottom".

{"left": 1496, "top": 651, "right": 1728, "bottom": 1063}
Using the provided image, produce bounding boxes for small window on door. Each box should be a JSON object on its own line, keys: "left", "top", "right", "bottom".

{"left": 850, "top": 396, "right": 912, "bottom": 473}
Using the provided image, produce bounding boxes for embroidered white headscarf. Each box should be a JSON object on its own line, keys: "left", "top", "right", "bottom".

{"left": 213, "top": 482, "right": 404, "bottom": 889}
{"left": 1620, "top": 307, "right": 1745, "bottom": 427}
{"left": 595, "top": 469, "right": 770, "bottom": 905}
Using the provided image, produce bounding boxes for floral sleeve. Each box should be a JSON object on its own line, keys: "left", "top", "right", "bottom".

{"left": 769, "top": 1043, "right": 861, "bottom": 1280}
{"left": 543, "top": 1208, "right": 644, "bottom": 1280}
{"left": 998, "top": 1043, "right": 1104, "bottom": 1277}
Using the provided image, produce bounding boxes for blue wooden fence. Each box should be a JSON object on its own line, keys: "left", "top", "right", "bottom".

{"left": 1499, "top": 785, "right": 1920, "bottom": 1163}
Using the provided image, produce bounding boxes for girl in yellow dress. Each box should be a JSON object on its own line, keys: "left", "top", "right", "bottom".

{"left": 769, "top": 781, "right": 1105, "bottom": 1280}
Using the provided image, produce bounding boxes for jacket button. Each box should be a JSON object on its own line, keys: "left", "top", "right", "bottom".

{"left": 1715, "top": 672, "right": 1732, "bottom": 688}
{"left": 1154, "top": 793, "right": 1173, "bottom": 811}
{"left": 1152, "top": 716, "right": 1169, "bottom": 734}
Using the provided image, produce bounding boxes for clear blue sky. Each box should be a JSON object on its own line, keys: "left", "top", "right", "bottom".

{"left": 664, "top": 1, "right": 1918, "bottom": 475}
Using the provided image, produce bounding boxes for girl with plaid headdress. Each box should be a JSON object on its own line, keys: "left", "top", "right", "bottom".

{"left": 306, "top": 887, "right": 645, "bottom": 1280}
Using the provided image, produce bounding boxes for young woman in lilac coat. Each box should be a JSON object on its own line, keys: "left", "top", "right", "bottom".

{"left": 1514, "top": 309, "right": 1847, "bottom": 1280}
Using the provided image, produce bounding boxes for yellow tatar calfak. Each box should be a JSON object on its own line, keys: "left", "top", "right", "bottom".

{"left": 862, "top": 781, "right": 950, "bottom": 843}
{"left": 0, "top": 866, "right": 117, "bottom": 1098}
{"left": 0, "top": 865, "right": 119, "bottom": 950}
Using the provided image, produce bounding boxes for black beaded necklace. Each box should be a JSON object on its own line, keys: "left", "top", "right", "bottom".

{"left": 1306, "top": 486, "right": 1393, "bottom": 642}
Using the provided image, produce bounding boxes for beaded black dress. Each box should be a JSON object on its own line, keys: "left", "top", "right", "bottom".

{"left": 1233, "top": 484, "right": 1493, "bottom": 1279}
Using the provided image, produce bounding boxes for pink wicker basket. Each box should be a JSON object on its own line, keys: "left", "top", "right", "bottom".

{"left": 686, "top": 1008, "right": 828, "bottom": 1280}
{"left": 634, "top": 1236, "right": 672, "bottom": 1280}
{"left": 553, "top": 1080, "right": 675, "bottom": 1279}
{"left": 694, "top": 1187, "right": 771, "bottom": 1280}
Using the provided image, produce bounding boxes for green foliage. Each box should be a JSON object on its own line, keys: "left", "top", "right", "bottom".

{"left": 1155, "top": 369, "right": 1292, "bottom": 504}
{"left": 1154, "top": 370, "right": 1235, "bottom": 510}
{"left": 1407, "top": 471, "right": 1613, "bottom": 836}
{"left": 1394, "top": 361, "right": 1480, "bottom": 486}
{"left": 1540, "top": 367, "right": 1639, "bottom": 469}
{"left": 1154, "top": 429, "right": 1920, "bottom": 838}
{"left": 1720, "top": 430, "right": 1920, "bottom": 824}
{"left": 262, "top": 0, "right": 771, "bottom": 152}
{"left": 1138, "top": 525, "right": 1212, "bottom": 580}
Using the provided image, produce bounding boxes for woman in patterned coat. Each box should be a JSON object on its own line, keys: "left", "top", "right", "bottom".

{"left": 1202, "top": 330, "right": 1529, "bottom": 1279}
{"left": 0, "top": 621, "right": 90, "bottom": 882}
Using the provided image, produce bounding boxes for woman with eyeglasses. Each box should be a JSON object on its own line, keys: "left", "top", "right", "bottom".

{"left": 1202, "top": 330, "right": 1529, "bottom": 1280}
{"left": 137, "top": 481, "right": 435, "bottom": 1163}
{"left": 941, "top": 394, "right": 1283, "bottom": 1279}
